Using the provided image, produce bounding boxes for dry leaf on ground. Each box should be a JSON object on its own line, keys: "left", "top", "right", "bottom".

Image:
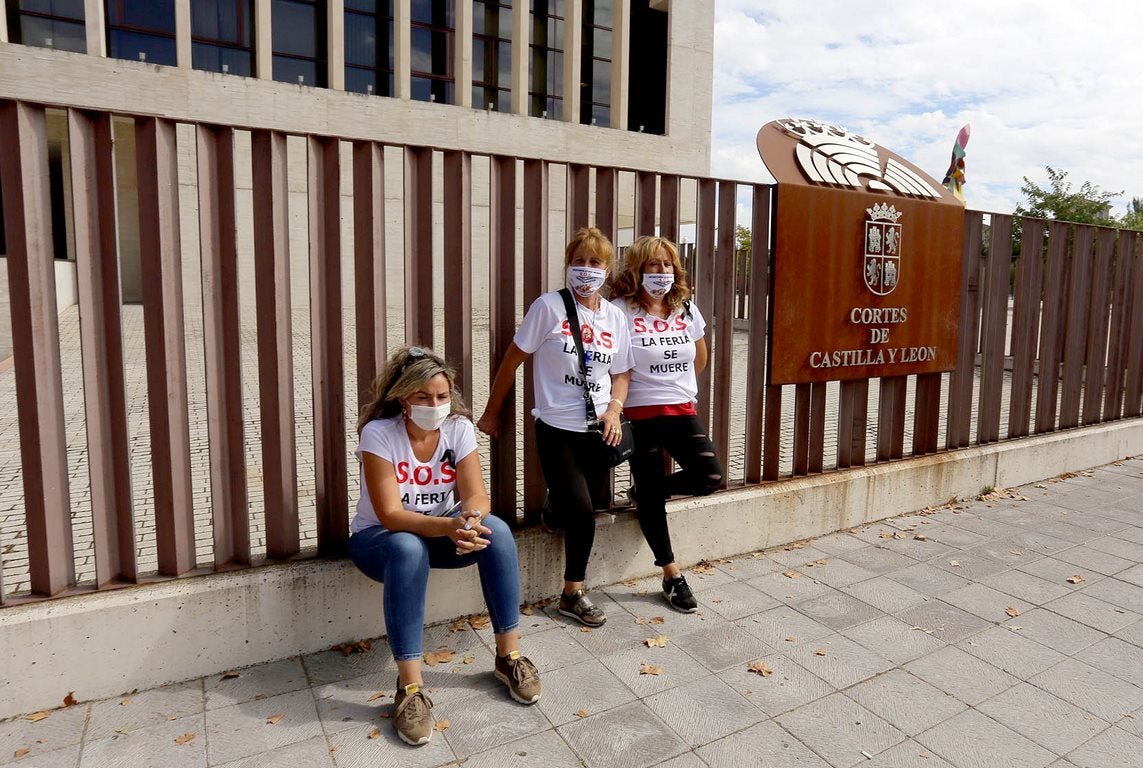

{"left": 266, "top": 714, "right": 284, "bottom": 725}
{"left": 25, "top": 712, "right": 49, "bottom": 723}
{"left": 367, "top": 726, "right": 381, "bottom": 740}
{"left": 948, "top": 560, "right": 961, "bottom": 568}
{"left": 1066, "top": 574, "right": 1085, "bottom": 584}
{"left": 1005, "top": 606, "right": 1021, "bottom": 618}
{"left": 814, "top": 559, "right": 827, "bottom": 565}
{"left": 119, "top": 698, "right": 131, "bottom": 706}
{"left": 14, "top": 748, "right": 30, "bottom": 759}
{"left": 367, "top": 691, "right": 386, "bottom": 702}
{"left": 574, "top": 709, "right": 590, "bottom": 718}
{"left": 644, "top": 635, "right": 669, "bottom": 648}
{"left": 221, "top": 671, "right": 240, "bottom": 680}
{"left": 1009, "top": 549, "right": 1024, "bottom": 556}
{"left": 469, "top": 615, "right": 491, "bottom": 630}
{"left": 814, "top": 648, "right": 827, "bottom": 656}
{"left": 434, "top": 719, "right": 450, "bottom": 731}
{"left": 782, "top": 570, "right": 801, "bottom": 579}
{"left": 691, "top": 561, "right": 716, "bottom": 575}
{"left": 747, "top": 660, "right": 773, "bottom": 677}
{"left": 174, "top": 733, "right": 196, "bottom": 746}
{"left": 449, "top": 618, "right": 470, "bottom": 632}
{"left": 521, "top": 606, "right": 534, "bottom": 616}
{"left": 634, "top": 617, "right": 648, "bottom": 625}
{"left": 423, "top": 648, "right": 455, "bottom": 665}
{"left": 580, "top": 626, "right": 592, "bottom": 633}
{"left": 62, "top": 692, "right": 76, "bottom": 707}
{"left": 639, "top": 663, "right": 663, "bottom": 675}
{"left": 913, "top": 534, "right": 927, "bottom": 541}
{"left": 649, "top": 616, "right": 665, "bottom": 625}
{"left": 462, "top": 654, "right": 475, "bottom": 665}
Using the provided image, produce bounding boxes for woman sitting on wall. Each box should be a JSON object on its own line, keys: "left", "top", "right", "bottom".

{"left": 478, "top": 226, "right": 633, "bottom": 628}
{"left": 349, "top": 346, "right": 541, "bottom": 747}
{"left": 610, "top": 235, "right": 723, "bottom": 613}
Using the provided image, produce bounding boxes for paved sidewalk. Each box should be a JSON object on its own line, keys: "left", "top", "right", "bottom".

{"left": 4, "top": 458, "right": 1143, "bottom": 768}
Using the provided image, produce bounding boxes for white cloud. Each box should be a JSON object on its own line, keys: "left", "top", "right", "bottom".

{"left": 712, "top": 0, "right": 1143, "bottom": 215}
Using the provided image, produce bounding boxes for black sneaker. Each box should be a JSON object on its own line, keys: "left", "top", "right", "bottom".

{"left": 540, "top": 502, "right": 563, "bottom": 533}
{"left": 558, "top": 589, "right": 607, "bottom": 626}
{"left": 662, "top": 575, "right": 698, "bottom": 613}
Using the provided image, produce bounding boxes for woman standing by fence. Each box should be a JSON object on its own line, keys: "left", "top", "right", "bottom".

{"left": 611, "top": 236, "right": 723, "bottom": 613}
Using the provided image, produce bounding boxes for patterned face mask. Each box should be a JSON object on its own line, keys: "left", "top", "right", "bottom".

{"left": 567, "top": 265, "right": 607, "bottom": 298}
{"left": 642, "top": 272, "right": 675, "bottom": 299}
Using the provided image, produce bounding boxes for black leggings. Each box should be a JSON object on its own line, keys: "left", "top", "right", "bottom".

{"left": 535, "top": 419, "right": 611, "bottom": 582}
{"left": 629, "top": 414, "right": 723, "bottom": 567}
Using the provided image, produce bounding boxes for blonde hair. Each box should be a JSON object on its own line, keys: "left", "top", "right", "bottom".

{"left": 611, "top": 235, "right": 692, "bottom": 313}
{"left": 356, "top": 346, "right": 470, "bottom": 433}
{"left": 563, "top": 226, "right": 615, "bottom": 270}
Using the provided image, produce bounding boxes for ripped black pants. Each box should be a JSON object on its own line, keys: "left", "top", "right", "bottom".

{"left": 629, "top": 413, "right": 723, "bottom": 567}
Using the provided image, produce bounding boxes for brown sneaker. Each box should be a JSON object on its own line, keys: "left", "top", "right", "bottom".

{"left": 494, "top": 650, "right": 542, "bottom": 704}
{"left": 392, "top": 682, "right": 434, "bottom": 746}
{"left": 558, "top": 589, "right": 607, "bottom": 627}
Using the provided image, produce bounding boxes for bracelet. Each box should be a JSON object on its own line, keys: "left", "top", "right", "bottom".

{"left": 609, "top": 398, "right": 624, "bottom": 408}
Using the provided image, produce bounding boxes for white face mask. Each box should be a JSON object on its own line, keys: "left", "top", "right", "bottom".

{"left": 567, "top": 265, "right": 607, "bottom": 298}
{"left": 642, "top": 272, "right": 675, "bottom": 299}
{"left": 407, "top": 402, "right": 451, "bottom": 431}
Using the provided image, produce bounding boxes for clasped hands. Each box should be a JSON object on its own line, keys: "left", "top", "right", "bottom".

{"left": 451, "top": 510, "right": 492, "bottom": 555}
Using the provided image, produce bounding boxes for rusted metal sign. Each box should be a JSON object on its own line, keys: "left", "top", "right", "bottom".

{"left": 757, "top": 118, "right": 964, "bottom": 385}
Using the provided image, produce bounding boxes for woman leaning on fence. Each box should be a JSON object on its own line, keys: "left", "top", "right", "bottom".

{"left": 477, "top": 226, "right": 633, "bottom": 628}
{"left": 610, "top": 235, "right": 723, "bottom": 613}
{"left": 348, "top": 346, "right": 541, "bottom": 747}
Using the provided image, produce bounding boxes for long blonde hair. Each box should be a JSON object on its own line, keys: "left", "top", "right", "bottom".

{"left": 356, "top": 346, "right": 470, "bottom": 433}
{"left": 611, "top": 235, "right": 692, "bottom": 314}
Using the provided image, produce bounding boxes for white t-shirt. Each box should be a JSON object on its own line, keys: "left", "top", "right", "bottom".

{"left": 613, "top": 298, "right": 706, "bottom": 408}
{"left": 351, "top": 414, "right": 478, "bottom": 533}
{"left": 513, "top": 290, "right": 634, "bottom": 432}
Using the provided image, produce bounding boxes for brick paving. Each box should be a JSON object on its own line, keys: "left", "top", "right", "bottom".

{"left": 2, "top": 458, "right": 1141, "bottom": 766}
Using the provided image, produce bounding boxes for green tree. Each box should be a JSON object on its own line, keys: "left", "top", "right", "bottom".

{"left": 735, "top": 224, "right": 752, "bottom": 253}
{"left": 1014, "top": 166, "right": 1119, "bottom": 225}
{"left": 1120, "top": 197, "right": 1143, "bottom": 231}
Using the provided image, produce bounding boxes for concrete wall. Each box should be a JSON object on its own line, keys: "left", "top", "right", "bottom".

{"left": 3, "top": 418, "right": 1142, "bottom": 720}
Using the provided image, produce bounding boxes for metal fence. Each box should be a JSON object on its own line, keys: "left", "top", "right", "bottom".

{"left": 2, "top": 97, "right": 1142, "bottom": 605}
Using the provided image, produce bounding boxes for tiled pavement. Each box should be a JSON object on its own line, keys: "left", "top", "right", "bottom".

{"left": 3, "top": 457, "right": 1143, "bottom": 767}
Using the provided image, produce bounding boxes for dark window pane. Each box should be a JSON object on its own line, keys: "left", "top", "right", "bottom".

{"left": 272, "top": 1, "right": 317, "bottom": 58}
{"left": 346, "top": 67, "right": 377, "bottom": 94}
{"left": 17, "top": 16, "right": 87, "bottom": 52}
{"left": 273, "top": 54, "right": 320, "bottom": 85}
{"left": 472, "top": 1, "right": 484, "bottom": 29}
{"left": 411, "top": 0, "right": 451, "bottom": 26}
{"left": 108, "top": 29, "right": 177, "bottom": 65}
{"left": 498, "top": 42, "right": 511, "bottom": 86}
{"left": 472, "top": 37, "right": 485, "bottom": 81}
{"left": 191, "top": 0, "right": 253, "bottom": 47}
{"left": 410, "top": 27, "right": 433, "bottom": 72}
{"left": 593, "top": 26, "right": 610, "bottom": 53}
{"left": 110, "top": 0, "right": 176, "bottom": 31}
{"left": 345, "top": 0, "right": 375, "bottom": 10}
{"left": 592, "top": 103, "right": 609, "bottom": 125}
{"left": 192, "top": 41, "right": 253, "bottom": 74}
{"left": 18, "top": 0, "right": 85, "bottom": 20}
{"left": 344, "top": 12, "right": 377, "bottom": 66}
{"left": 587, "top": 0, "right": 611, "bottom": 27}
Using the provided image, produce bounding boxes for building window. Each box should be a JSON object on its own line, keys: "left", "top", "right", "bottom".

{"left": 6, "top": 0, "right": 86, "bottom": 53}
{"left": 191, "top": 0, "right": 255, "bottom": 76}
{"left": 529, "top": 0, "right": 562, "bottom": 119}
{"left": 580, "top": 0, "right": 611, "bottom": 126}
{"left": 472, "top": 1, "right": 511, "bottom": 112}
{"left": 626, "top": 0, "right": 666, "bottom": 135}
{"left": 106, "top": 0, "right": 177, "bottom": 65}
{"left": 272, "top": 0, "right": 327, "bottom": 86}
{"left": 410, "top": 0, "right": 453, "bottom": 104}
{"left": 345, "top": 0, "right": 393, "bottom": 96}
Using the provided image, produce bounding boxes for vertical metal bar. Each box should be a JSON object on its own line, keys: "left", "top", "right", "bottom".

{"left": 197, "top": 124, "right": 250, "bottom": 568}
{"left": 808, "top": 382, "right": 826, "bottom": 473}
{"left": 404, "top": 146, "right": 434, "bottom": 347}
{"left": 1106, "top": 231, "right": 1138, "bottom": 419}
{"left": 1081, "top": 229, "right": 1117, "bottom": 425}
{"left": 1124, "top": 234, "right": 1143, "bottom": 417}
{"left": 251, "top": 130, "right": 299, "bottom": 559}
{"left": 837, "top": 380, "right": 868, "bottom": 468}
{"left": 1035, "top": 220, "right": 1070, "bottom": 433}
{"left": 489, "top": 155, "right": 517, "bottom": 521}
{"left": 976, "top": 214, "right": 1013, "bottom": 444}
{"left": 792, "top": 383, "right": 810, "bottom": 476}
{"left": 694, "top": 179, "right": 716, "bottom": 426}
{"left": 762, "top": 382, "right": 782, "bottom": 480}
{"left": 945, "top": 212, "right": 983, "bottom": 449}
{"left": 522, "top": 158, "right": 548, "bottom": 523}
{"left": 912, "top": 373, "right": 942, "bottom": 456}
{"left": 67, "top": 109, "right": 136, "bottom": 585}
{"left": 877, "top": 376, "right": 907, "bottom": 460}
{"left": 710, "top": 180, "right": 735, "bottom": 482}
{"left": 308, "top": 135, "right": 348, "bottom": 555}
{"left": 352, "top": 141, "right": 386, "bottom": 408}
{"left": 594, "top": 166, "right": 617, "bottom": 243}
{"left": 0, "top": 101, "right": 74, "bottom": 595}
{"left": 135, "top": 116, "right": 195, "bottom": 576}
{"left": 659, "top": 174, "right": 679, "bottom": 243}
{"left": 744, "top": 184, "right": 769, "bottom": 483}
{"left": 1007, "top": 221, "right": 1044, "bottom": 438}
{"left": 443, "top": 150, "right": 473, "bottom": 398}
{"left": 567, "top": 163, "right": 589, "bottom": 232}
{"left": 1059, "top": 225, "right": 1094, "bottom": 429}
{"left": 635, "top": 170, "right": 656, "bottom": 237}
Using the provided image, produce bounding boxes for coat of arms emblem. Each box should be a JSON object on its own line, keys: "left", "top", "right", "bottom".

{"left": 863, "top": 203, "right": 902, "bottom": 296}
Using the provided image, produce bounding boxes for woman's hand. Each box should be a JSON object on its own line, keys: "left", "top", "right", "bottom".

{"left": 598, "top": 405, "right": 624, "bottom": 447}
{"left": 476, "top": 407, "right": 499, "bottom": 437}
{"left": 450, "top": 513, "right": 492, "bottom": 555}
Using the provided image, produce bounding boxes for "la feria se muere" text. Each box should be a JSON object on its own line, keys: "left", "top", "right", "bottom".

{"left": 807, "top": 306, "right": 936, "bottom": 370}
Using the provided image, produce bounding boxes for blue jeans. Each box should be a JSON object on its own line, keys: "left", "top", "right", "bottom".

{"left": 347, "top": 514, "right": 521, "bottom": 661}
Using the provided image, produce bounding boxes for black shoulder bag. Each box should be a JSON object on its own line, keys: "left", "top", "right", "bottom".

{"left": 558, "top": 288, "right": 634, "bottom": 467}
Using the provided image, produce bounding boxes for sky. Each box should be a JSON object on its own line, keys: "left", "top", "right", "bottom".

{"left": 710, "top": 1, "right": 1143, "bottom": 217}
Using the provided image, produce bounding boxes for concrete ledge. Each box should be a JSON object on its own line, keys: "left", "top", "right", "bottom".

{"left": 2, "top": 418, "right": 1141, "bottom": 719}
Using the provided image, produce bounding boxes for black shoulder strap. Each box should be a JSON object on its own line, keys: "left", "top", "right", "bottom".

{"left": 558, "top": 288, "right": 598, "bottom": 426}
